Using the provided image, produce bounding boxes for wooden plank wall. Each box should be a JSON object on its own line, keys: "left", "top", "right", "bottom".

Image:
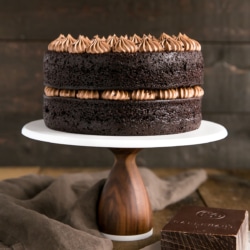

{"left": 0, "top": 0, "right": 250, "bottom": 168}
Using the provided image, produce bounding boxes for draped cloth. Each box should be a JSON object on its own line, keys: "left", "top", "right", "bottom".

{"left": 0, "top": 168, "right": 207, "bottom": 250}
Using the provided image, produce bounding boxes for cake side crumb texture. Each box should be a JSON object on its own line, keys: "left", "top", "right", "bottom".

{"left": 43, "top": 32, "right": 204, "bottom": 136}
{"left": 43, "top": 97, "right": 202, "bottom": 136}
{"left": 44, "top": 51, "right": 204, "bottom": 90}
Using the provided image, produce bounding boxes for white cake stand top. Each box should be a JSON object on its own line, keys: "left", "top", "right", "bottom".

{"left": 21, "top": 120, "right": 227, "bottom": 148}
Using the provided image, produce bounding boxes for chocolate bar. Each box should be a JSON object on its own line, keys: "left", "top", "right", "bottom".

{"left": 161, "top": 206, "right": 249, "bottom": 250}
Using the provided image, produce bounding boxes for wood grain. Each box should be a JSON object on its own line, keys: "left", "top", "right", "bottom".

{"left": 0, "top": 166, "right": 39, "bottom": 180}
{"left": 98, "top": 148, "right": 152, "bottom": 235}
{"left": 0, "top": 0, "right": 249, "bottom": 41}
{"left": 1, "top": 167, "right": 248, "bottom": 250}
{"left": 202, "top": 44, "right": 250, "bottom": 113}
{"left": 1, "top": 0, "right": 250, "bottom": 169}
{"left": 199, "top": 173, "right": 250, "bottom": 211}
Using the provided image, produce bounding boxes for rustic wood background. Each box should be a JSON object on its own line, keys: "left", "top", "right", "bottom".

{"left": 0, "top": 0, "right": 249, "bottom": 168}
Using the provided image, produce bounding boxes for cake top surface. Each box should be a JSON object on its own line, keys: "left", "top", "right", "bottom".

{"left": 162, "top": 206, "right": 248, "bottom": 235}
{"left": 47, "top": 32, "right": 201, "bottom": 53}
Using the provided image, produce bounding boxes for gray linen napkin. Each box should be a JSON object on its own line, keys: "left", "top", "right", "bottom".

{"left": 0, "top": 168, "right": 207, "bottom": 250}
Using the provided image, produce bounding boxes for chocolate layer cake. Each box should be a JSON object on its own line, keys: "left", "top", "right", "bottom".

{"left": 161, "top": 206, "right": 249, "bottom": 250}
{"left": 43, "top": 33, "right": 204, "bottom": 136}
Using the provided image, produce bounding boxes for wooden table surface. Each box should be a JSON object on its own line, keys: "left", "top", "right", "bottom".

{"left": 0, "top": 167, "right": 249, "bottom": 250}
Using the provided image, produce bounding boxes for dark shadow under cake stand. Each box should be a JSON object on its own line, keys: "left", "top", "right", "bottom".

{"left": 22, "top": 120, "right": 227, "bottom": 241}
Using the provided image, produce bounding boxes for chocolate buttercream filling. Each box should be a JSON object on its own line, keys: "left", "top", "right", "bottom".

{"left": 44, "top": 86, "right": 204, "bottom": 101}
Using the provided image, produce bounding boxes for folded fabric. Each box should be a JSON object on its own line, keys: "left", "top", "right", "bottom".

{"left": 0, "top": 168, "right": 207, "bottom": 250}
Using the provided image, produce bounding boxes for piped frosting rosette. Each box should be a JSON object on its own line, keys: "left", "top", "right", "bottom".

{"left": 48, "top": 32, "right": 201, "bottom": 53}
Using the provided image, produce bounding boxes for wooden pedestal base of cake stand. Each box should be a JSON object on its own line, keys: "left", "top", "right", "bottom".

{"left": 98, "top": 148, "right": 153, "bottom": 241}
{"left": 21, "top": 120, "right": 227, "bottom": 241}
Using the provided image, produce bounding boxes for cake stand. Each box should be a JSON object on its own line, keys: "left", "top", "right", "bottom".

{"left": 22, "top": 120, "right": 227, "bottom": 241}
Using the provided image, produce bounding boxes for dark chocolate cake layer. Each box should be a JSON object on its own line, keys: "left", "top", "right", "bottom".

{"left": 43, "top": 96, "right": 202, "bottom": 136}
{"left": 43, "top": 51, "right": 204, "bottom": 90}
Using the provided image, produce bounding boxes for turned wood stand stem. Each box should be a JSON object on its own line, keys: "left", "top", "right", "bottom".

{"left": 98, "top": 148, "right": 152, "bottom": 236}
{"left": 22, "top": 120, "right": 227, "bottom": 240}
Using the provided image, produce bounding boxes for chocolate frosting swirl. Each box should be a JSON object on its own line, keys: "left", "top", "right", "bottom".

{"left": 106, "top": 34, "right": 119, "bottom": 47}
{"left": 44, "top": 86, "right": 203, "bottom": 100}
{"left": 101, "top": 90, "right": 130, "bottom": 100}
{"left": 44, "top": 86, "right": 60, "bottom": 96}
{"left": 160, "top": 33, "right": 183, "bottom": 51}
{"left": 158, "top": 89, "right": 179, "bottom": 99}
{"left": 59, "top": 89, "right": 76, "bottom": 98}
{"left": 68, "top": 35, "right": 91, "bottom": 53}
{"left": 112, "top": 36, "right": 138, "bottom": 53}
{"left": 130, "top": 34, "right": 142, "bottom": 45}
{"left": 131, "top": 90, "right": 156, "bottom": 100}
{"left": 76, "top": 90, "right": 99, "bottom": 99}
{"left": 138, "top": 35, "right": 164, "bottom": 52}
{"left": 179, "top": 87, "right": 191, "bottom": 99}
{"left": 86, "top": 36, "right": 111, "bottom": 54}
{"left": 159, "top": 86, "right": 204, "bottom": 99}
{"left": 48, "top": 34, "right": 76, "bottom": 52}
{"left": 48, "top": 32, "right": 201, "bottom": 53}
{"left": 176, "top": 33, "right": 201, "bottom": 51}
{"left": 194, "top": 86, "right": 204, "bottom": 97}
